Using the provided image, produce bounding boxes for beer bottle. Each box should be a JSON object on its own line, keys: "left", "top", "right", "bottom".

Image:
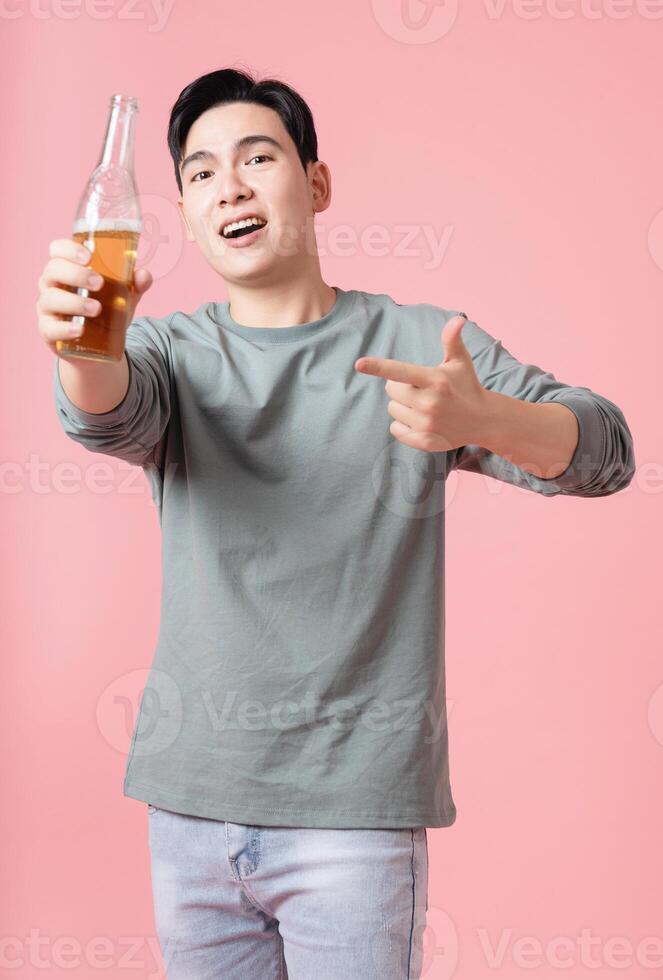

{"left": 57, "top": 94, "right": 142, "bottom": 362}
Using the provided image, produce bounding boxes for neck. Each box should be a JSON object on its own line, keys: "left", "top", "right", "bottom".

{"left": 224, "top": 267, "right": 337, "bottom": 328}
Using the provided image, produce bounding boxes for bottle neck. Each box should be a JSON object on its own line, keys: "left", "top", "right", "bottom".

{"left": 98, "top": 100, "right": 137, "bottom": 170}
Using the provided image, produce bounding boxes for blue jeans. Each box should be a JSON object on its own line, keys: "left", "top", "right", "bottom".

{"left": 147, "top": 805, "right": 429, "bottom": 979}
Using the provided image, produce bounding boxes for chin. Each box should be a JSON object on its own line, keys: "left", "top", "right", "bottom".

{"left": 215, "top": 259, "right": 279, "bottom": 282}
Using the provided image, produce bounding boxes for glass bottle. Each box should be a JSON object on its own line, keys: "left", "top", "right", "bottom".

{"left": 57, "top": 94, "right": 142, "bottom": 362}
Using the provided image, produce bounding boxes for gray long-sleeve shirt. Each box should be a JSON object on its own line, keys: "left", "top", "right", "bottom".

{"left": 53, "top": 286, "right": 635, "bottom": 828}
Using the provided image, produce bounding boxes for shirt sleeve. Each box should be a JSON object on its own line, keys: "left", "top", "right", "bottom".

{"left": 53, "top": 315, "right": 172, "bottom": 467}
{"left": 450, "top": 315, "right": 636, "bottom": 497}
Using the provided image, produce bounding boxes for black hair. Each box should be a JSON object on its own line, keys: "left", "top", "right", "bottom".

{"left": 167, "top": 67, "right": 319, "bottom": 195}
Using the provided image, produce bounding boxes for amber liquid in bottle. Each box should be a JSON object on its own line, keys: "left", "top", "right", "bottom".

{"left": 56, "top": 95, "right": 142, "bottom": 363}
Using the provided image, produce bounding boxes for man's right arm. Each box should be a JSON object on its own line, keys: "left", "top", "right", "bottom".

{"left": 39, "top": 237, "right": 171, "bottom": 467}
{"left": 52, "top": 322, "right": 172, "bottom": 467}
{"left": 56, "top": 351, "right": 130, "bottom": 415}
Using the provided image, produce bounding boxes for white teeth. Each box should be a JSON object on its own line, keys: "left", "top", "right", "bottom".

{"left": 222, "top": 216, "right": 266, "bottom": 237}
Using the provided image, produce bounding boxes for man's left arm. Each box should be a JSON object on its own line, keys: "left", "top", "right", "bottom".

{"left": 354, "top": 310, "right": 636, "bottom": 499}
{"left": 451, "top": 315, "right": 636, "bottom": 497}
{"left": 480, "top": 393, "right": 580, "bottom": 480}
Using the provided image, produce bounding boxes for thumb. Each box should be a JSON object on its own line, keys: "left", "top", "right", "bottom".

{"left": 439, "top": 312, "right": 469, "bottom": 366}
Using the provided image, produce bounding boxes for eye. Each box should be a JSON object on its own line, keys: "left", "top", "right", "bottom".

{"left": 190, "top": 156, "right": 271, "bottom": 182}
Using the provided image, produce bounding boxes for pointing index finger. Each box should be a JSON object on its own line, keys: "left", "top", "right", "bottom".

{"left": 354, "top": 356, "right": 432, "bottom": 387}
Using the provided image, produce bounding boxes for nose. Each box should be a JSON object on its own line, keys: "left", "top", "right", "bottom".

{"left": 217, "top": 169, "right": 253, "bottom": 209}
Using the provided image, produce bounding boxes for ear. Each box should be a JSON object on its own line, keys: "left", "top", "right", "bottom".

{"left": 309, "top": 160, "right": 332, "bottom": 215}
{"left": 177, "top": 198, "right": 195, "bottom": 242}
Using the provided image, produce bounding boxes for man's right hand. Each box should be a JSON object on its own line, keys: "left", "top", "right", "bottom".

{"left": 37, "top": 237, "right": 153, "bottom": 356}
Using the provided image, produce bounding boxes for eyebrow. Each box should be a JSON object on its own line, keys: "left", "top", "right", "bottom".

{"left": 180, "top": 134, "right": 284, "bottom": 175}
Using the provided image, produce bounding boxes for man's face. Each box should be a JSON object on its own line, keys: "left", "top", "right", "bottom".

{"left": 177, "top": 101, "right": 329, "bottom": 284}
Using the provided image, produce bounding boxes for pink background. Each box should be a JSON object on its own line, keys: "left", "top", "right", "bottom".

{"left": 3, "top": 1, "right": 661, "bottom": 977}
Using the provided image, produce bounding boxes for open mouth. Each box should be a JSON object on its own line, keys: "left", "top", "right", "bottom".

{"left": 218, "top": 220, "right": 268, "bottom": 251}
{"left": 220, "top": 217, "right": 268, "bottom": 240}
{"left": 226, "top": 223, "right": 263, "bottom": 239}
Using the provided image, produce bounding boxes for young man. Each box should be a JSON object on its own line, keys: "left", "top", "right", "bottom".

{"left": 40, "top": 68, "right": 635, "bottom": 980}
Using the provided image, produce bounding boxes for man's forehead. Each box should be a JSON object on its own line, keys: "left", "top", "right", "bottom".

{"left": 186, "top": 102, "right": 284, "bottom": 144}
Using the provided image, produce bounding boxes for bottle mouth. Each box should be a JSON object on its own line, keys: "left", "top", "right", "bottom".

{"left": 110, "top": 94, "right": 139, "bottom": 109}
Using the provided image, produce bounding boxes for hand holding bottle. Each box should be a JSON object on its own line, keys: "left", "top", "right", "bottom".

{"left": 36, "top": 236, "right": 152, "bottom": 357}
